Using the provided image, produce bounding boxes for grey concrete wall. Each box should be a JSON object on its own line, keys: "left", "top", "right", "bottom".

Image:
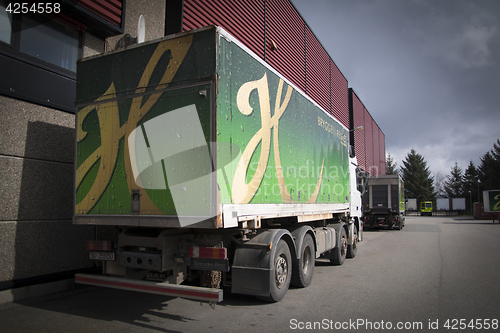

{"left": 0, "top": 96, "right": 120, "bottom": 283}
{"left": 0, "top": 0, "right": 166, "bottom": 286}
{"left": 0, "top": 98, "right": 94, "bottom": 282}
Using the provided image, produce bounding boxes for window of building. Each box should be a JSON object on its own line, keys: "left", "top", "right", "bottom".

{"left": 0, "top": 0, "right": 83, "bottom": 112}
{"left": 0, "top": 1, "right": 12, "bottom": 44}
{"left": 0, "top": 0, "right": 81, "bottom": 74}
{"left": 19, "top": 15, "right": 79, "bottom": 72}
{"left": 0, "top": 0, "right": 124, "bottom": 113}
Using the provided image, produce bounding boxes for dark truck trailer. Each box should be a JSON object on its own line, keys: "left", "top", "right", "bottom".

{"left": 362, "top": 175, "right": 405, "bottom": 230}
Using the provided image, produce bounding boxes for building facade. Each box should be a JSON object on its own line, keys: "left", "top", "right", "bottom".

{"left": 0, "top": 0, "right": 167, "bottom": 291}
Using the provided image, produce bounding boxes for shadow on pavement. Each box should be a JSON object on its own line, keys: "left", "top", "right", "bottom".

{"left": 14, "top": 286, "right": 192, "bottom": 333}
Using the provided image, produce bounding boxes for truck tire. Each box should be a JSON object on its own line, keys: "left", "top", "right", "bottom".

{"left": 347, "top": 226, "right": 358, "bottom": 259}
{"left": 330, "top": 227, "right": 347, "bottom": 265}
{"left": 258, "top": 239, "right": 292, "bottom": 302}
{"left": 291, "top": 234, "right": 314, "bottom": 288}
{"left": 395, "top": 217, "right": 402, "bottom": 230}
{"left": 387, "top": 218, "right": 394, "bottom": 229}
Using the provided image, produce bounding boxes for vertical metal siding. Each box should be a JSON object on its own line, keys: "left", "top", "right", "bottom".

{"left": 331, "top": 59, "right": 349, "bottom": 128}
{"left": 379, "top": 129, "right": 386, "bottom": 174}
{"left": 364, "top": 110, "right": 386, "bottom": 176}
{"left": 364, "top": 107, "right": 374, "bottom": 175}
{"left": 305, "top": 26, "right": 330, "bottom": 113}
{"left": 266, "top": 0, "right": 306, "bottom": 92}
{"left": 373, "top": 123, "right": 381, "bottom": 176}
{"left": 78, "top": 0, "right": 123, "bottom": 27}
{"left": 352, "top": 92, "right": 366, "bottom": 170}
{"left": 350, "top": 89, "right": 385, "bottom": 175}
{"left": 183, "top": 0, "right": 265, "bottom": 59}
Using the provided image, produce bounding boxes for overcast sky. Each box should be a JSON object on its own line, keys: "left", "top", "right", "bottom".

{"left": 292, "top": 0, "right": 500, "bottom": 178}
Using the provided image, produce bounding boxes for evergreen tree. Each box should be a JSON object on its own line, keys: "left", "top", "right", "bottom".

{"left": 400, "top": 149, "right": 436, "bottom": 206}
{"left": 444, "top": 162, "right": 464, "bottom": 198}
{"left": 478, "top": 139, "right": 500, "bottom": 190}
{"left": 463, "top": 161, "right": 480, "bottom": 203}
{"left": 385, "top": 153, "right": 399, "bottom": 175}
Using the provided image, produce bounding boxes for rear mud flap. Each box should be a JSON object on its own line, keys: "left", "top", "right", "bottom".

{"left": 231, "top": 266, "right": 270, "bottom": 297}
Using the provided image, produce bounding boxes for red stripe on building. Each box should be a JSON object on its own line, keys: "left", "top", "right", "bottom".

{"left": 77, "top": 0, "right": 122, "bottom": 26}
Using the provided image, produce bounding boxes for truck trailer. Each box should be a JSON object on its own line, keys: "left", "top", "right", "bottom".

{"left": 73, "top": 26, "right": 368, "bottom": 303}
{"left": 362, "top": 175, "right": 405, "bottom": 229}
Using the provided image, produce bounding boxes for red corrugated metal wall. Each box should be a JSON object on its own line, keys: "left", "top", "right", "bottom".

{"left": 78, "top": 0, "right": 123, "bottom": 27}
{"left": 305, "top": 25, "right": 330, "bottom": 112}
{"left": 379, "top": 130, "right": 386, "bottom": 174}
{"left": 373, "top": 123, "right": 380, "bottom": 175}
{"left": 266, "top": 0, "right": 306, "bottom": 92}
{"left": 331, "top": 60, "right": 349, "bottom": 128}
{"left": 183, "top": 0, "right": 265, "bottom": 59}
{"left": 363, "top": 107, "right": 374, "bottom": 174}
{"left": 352, "top": 92, "right": 366, "bottom": 169}
{"left": 350, "top": 89, "right": 385, "bottom": 175}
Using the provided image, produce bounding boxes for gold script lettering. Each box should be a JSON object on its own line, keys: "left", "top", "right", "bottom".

{"left": 494, "top": 194, "right": 500, "bottom": 211}
{"left": 76, "top": 35, "right": 193, "bottom": 214}
{"left": 231, "top": 73, "right": 324, "bottom": 204}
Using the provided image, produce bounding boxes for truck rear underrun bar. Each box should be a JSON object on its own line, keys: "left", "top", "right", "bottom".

{"left": 75, "top": 274, "right": 223, "bottom": 303}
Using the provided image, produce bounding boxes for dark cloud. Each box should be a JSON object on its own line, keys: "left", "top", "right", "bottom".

{"left": 292, "top": 0, "right": 500, "bottom": 176}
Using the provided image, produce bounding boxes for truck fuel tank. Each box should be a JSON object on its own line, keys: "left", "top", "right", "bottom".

{"left": 314, "top": 227, "right": 336, "bottom": 257}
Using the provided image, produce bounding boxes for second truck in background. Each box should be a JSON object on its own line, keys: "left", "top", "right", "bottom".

{"left": 362, "top": 175, "right": 405, "bottom": 229}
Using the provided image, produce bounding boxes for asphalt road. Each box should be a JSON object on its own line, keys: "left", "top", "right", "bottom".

{"left": 1, "top": 216, "right": 499, "bottom": 333}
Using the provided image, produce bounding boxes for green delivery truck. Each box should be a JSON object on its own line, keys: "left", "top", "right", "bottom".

{"left": 73, "top": 26, "right": 368, "bottom": 303}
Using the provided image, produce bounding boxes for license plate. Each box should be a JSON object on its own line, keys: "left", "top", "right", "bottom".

{"left": 191, "top": 258, "right": 229, "bottom": 272}
{"left": 89, "top": 251, "right": 115, "bottom": 261}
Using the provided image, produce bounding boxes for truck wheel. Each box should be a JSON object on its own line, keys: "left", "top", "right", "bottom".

{"left": 347, "top": 226, "right": 358, "bottom": 259}
{"left": 258, "top": 239, "right": 292, "bottom": 302}
{"left": 395, "top": 217, "right": 402, "bottom": 230}
{"left": 330, "top": 227, "right": 347, "bottom": 265}
{"left": 291, "top": 234, "right": 314, "bottom": 288}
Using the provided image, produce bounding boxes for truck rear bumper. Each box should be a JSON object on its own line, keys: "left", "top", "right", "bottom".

{"left": 363, "top": 213, "right": 404, "bottom": 228}
{"left": 75, "top": 273, "right": 223, "bottom": 303}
